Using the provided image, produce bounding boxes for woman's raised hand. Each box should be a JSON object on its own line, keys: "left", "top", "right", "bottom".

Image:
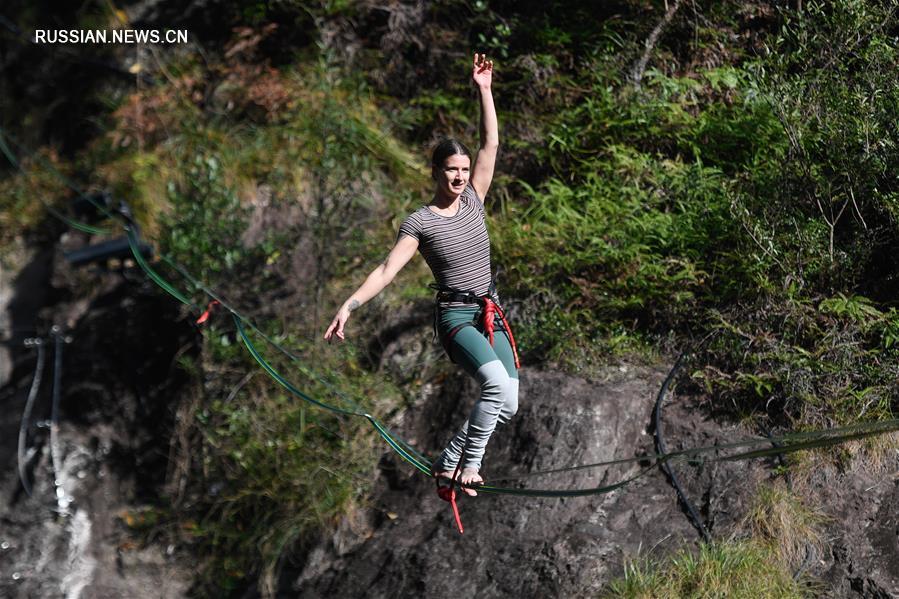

{"left": 323, "top": 304, "right": 352, "bottom": 342}
{"left": 472, "top": 53, "right": 493, "bottom": 89}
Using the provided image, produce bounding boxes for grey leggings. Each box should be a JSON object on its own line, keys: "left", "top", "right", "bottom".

{"left": 432, "top": 306, "right": 519, "bottom": 472}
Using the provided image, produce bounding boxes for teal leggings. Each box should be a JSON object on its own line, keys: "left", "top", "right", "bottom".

{"left": 432, "top": 306, "right": 519, "bottom": 472}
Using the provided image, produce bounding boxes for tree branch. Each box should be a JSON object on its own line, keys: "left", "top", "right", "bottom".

{"left": 630, "top": 0, "right": 682, "bottom": 89}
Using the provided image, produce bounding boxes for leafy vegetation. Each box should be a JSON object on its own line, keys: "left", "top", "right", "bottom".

{"left": 487, "top": 1, "right": 899, "bottom": 428}
{"left": 160, "top": 154, "right": 250, "bottom": 281}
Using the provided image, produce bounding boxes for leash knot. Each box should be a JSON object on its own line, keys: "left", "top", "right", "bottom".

{"left": 436, "top": 482, "right": 465, "bottom": 534}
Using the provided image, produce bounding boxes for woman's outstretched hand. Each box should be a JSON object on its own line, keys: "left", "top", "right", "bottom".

{"left": 472, "top": 52, "right": 493, "bottom": 89}
{"left": 323, "top": 304, "right": 352, "bottom": 342}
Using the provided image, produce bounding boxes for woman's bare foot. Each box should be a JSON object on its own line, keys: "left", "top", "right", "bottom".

{"left": 431, "top": 468, "right": 455, "bottom": 481}
{"left": 431, "top": 466, "right": 481, "bottom": 497}
{"left": 459, "top": 467, "right": 483, "bottom": 497}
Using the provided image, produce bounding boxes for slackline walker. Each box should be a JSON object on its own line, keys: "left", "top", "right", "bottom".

{"left": 324, "top": 53, "right": 516, "bottom": 521}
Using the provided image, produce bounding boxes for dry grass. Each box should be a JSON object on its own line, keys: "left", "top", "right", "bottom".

{"left": 606, "top": 540, "right": 814, "bottom": 598}
{"left": 775, "top": 430, "right": 899, "bottom": 490}
{"left": 740, "top": 480, "right": 828, "bottom": 568}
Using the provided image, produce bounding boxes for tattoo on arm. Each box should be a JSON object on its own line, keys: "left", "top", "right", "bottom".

{"left": 348, "top": 299, "right": 360, "bottom": 312}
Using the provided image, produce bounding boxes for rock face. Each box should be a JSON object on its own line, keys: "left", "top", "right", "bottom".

{"left": 818, "top": 461, "right": 899, "bottom": 597}
{"left": 0, "top": 237, "right": 195, "bottom": 598}
{"left": 292, "top": 361, "right": 706, "bottom": 598}
{"left": 0, "top": 240, "right": 54, "bottom": 387}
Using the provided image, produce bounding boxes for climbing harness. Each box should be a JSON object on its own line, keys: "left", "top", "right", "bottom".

{"left": 430, "top": 281, "right": 521, "bottom": 369}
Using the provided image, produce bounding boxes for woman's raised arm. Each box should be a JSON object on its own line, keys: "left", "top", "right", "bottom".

{"left": 323, "top": 234, "right": 419, "bottom": 341}
{"left": 470, "top": 53, "right": 498, "bottom": 201}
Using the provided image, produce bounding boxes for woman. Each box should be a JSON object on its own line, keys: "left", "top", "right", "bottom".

{"left": 324, "top": 53, "right": 519, "bottom": 497}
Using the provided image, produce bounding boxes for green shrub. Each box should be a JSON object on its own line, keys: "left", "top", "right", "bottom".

{"left": 695, "top": 293, "right": 899, "bottom": 425}
{"left": 160, "top": 153, "right": 251, "bottom": 283}
{"left": 493, "top": 144, "right": 755, "bottom": 357}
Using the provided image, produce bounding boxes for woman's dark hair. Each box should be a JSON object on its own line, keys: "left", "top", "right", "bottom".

{"left": 431, "top": 138, "right": 472, "bottom": 173}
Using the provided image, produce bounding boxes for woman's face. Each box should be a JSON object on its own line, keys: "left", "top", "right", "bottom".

{"left": 434, "top": 153, "right": 471, "bottom": 197}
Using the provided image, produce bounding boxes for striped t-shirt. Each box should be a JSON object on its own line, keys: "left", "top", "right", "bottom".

{"left": 398, "top": 183, "right": 492, "bottom": 306}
